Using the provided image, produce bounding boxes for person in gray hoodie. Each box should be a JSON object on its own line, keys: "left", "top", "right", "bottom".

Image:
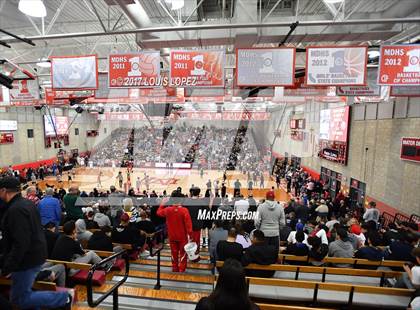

{"left": 254, "top": 191, "right": 285, "bottom": 253}
{"left": 328, "top": 228, "right": 355, "bottom": 267}
{"left": 75, "top": 218, "right": 93, "bottom": 243}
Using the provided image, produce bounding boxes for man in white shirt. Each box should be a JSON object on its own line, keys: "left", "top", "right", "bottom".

{"left": 287, "top": 222, "right": 308, "bottom": 244}
{"left": 363, "top": 201, "right": 380, "bottom": 224}
{"left": 234, "top": 195, "right": 249, "bottom": 215}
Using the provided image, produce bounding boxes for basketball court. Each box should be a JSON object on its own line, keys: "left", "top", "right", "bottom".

{"left": 36, "top": 167, "right": 289, "bottom": 202}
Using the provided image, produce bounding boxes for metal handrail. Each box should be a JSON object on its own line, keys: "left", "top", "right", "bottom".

{"left": 146, "top": 229, "right": 165, "bottom": 290}
{"left": 394, "top": 212, "right": 410, "bottom": 224}
{"left": 381, "top": 211, "right": 394, "bottom": 228}
{"left": 87, "top": 250, "right": 129, "bottom": 310}
{"left": 409, "top": 213, "right": 420, "bottom": 225}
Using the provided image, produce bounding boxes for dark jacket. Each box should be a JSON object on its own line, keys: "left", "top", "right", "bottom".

{"left": 44, "top": 229, "right": 59, "bottom": 258}
{"left": 195, "top": 296, "right": 260, "bottom": 310}
{"left": 355, "top": 246, "right": 384, "bottom": 261}
{"left": 112, "top": 224, "right": 145, "bottom": 249}
{"left": 285, "top": 243, "right": 309, "bottom": 256}
{"left": 185, "top": 198, "right": 207, "bottom": 231}
{"left": 241, "top": 242, "right": 277, "bottom": 278}
{"left": 385, "top": 241, "right": 415, "bottom": 263}
{"left": 51, "top": 234, "right": 85, "bottom": 261}
{"left": 136, "top": 220, "right": 156, "bottom": 234}
{"left": 63, "top": 194, "right": 83, "bottom": 220}
{"left": 84, "top": 219, "right": 99, "bottom": 230}
{"left": 216, "top": 240, "right": 243, "bottom": 262}
{"left": 1, "top": 194, "right": 47, "bottom": 274}
{"left": 87, "top": 231, "right": 113, "bottom": 252}
{"left": 308, "top": 244, "right": 329, "bottom": 262}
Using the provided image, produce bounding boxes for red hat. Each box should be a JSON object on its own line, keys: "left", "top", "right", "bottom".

{"left": 120, "top": 213, "right": 130, "bottom": 222}
{"left": 266, "top": 191, "right": 275, "bottom": 200}
{"left": 350, "top": 224, "right": 361, "bottom": 236}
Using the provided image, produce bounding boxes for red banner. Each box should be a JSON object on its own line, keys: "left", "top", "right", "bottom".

{"left": 180, "top": 112, "right": 269, "bottom": 121}
{"left": 98, "top": 113, "right": 175, "bottom": 121}
{"left": 378, "top": 45, "right": 420, "bottom": 86}
{"left": 45, "top": 88, "right": 93, "bottom": 105}
{"left": 170, "top": 50, "right": 224, "bottom": 87}
{"left": 108, "top": 52, "right": 160, "bottom": 88}
{"left": 400, "top": 137, "right": 420, "bottom": 162}
{"left": 0, "top": 133, "right": 14, "bottom": 144}
{"left": 128, "top": 87, "right": 184, "bottom": 103}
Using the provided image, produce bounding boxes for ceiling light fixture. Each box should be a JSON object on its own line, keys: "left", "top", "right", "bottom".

{"left": 36, "top": 58, "right": 51, "bottom": 68}
{"left": 165, "top": 0, "right": 184, "bottom": 10}
{"left": 368, "top": 50, "right": 380, "bottom": 59}
{"left": 18, "top": 0, "right": 47, "bottom": 18}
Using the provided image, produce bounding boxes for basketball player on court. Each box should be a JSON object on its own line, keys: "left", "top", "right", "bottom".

{"left": 116, "top": 171, "right": 123, "bottom": 189}
{"left": 97, "top": 171, "right": 103, "bottom": 188}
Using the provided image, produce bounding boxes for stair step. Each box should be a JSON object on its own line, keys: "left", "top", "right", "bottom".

{"left": 130, "top": 258, "right": 212, "bottom": 270}
{"left": 160, "top": 245, "right": 210, "bottom": 259}
{"left": 124, "top": 269, "right": 213, "bottom": 284}
{"left": 146, "top": 254, "right": 210, "bottom": 264}
{"left": 92, "top": 284, "right": 206, "bottom": 309}
{"left": 111, "top": 275, "right": 212, "bottom": 293}
{"left": 130, "top": 262, "right": 213, "bottom": 275}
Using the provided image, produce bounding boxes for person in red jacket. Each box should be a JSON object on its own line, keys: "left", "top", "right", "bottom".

{"left": 157, "top": 190, "right": 193, "bottom": 272}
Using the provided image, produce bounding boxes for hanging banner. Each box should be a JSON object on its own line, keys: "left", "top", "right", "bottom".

{"left": 45, "top": 88, "right": 93, "bottom": 105}
{"left": 98, "top": 113, "right": 171, "bottom": 121}
{"left": 336, "top": 67, "right": 380, "bottom": 96}
{"left": 170, "top": 50, "right": 224, "bottom": 87}
{"left": 391, "top": 86, "right": 420, "bottom": 97}
{"left": 400, "top": 137, "right": 420, "bottom": 163}
{"left": 51, "top": 55, "right": 98, "bottom": 90}
{"left": 128, "top": 87, "right": 184, "bottom": 103}
{"left": 378, "top": 45, "right": 420, "bottom": 86}
{"left": 0, "top": 87, "right": 10, "bottom": 106}
{"left": 319, "top": 106, "right": 350, "bottom": 143}
{"left": 236, "top": 48, "right": 295, "bottom": 86}
{"left": 306, "top": 46, "right": 368, "bottom": 86}
{"left": 108, "top": 52, "right": 161, "bottom": 88}
{"left": 43, "top": 115, "right": 69, "bottom": 136}
{"left": 9, "top": 80, "right": 40, "bottom": 102}
{"left": 180, "top": 111, "right": 270, "bottom": 121}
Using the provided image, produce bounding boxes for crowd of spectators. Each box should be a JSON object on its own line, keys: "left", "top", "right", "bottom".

{"left": 0, "top": 154, "right": 419, "bottom": 309}
{"left": 87, "top": 125, "right": 267, "bottom": 172}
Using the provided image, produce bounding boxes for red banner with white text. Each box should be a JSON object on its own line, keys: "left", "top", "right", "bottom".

{"left": 170, "top": 50, "right": 225, "bottom": 87}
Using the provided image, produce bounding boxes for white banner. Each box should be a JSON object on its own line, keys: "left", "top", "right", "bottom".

{"left": 51, "top": 55, "right": 98, "bottom": 90}
{"left": 236, "top": 48, "right": 295, "bottom": 86}
{"left": 306, "top": 46, "right": 367, "bottom": 86}
{"left": 0, "top": 87, "right": 10, "bottom": 106}
{"left": 43, "top": 115, "right": 69, "bottom": 136}
{"left": 336, "top": 68, "right": 380, "bottom": 96}
{"left": 9, "top": 80, "right": 40, "bottom": 101}
{"left": 0, "top": 120, "right": 17, "bottom": 131}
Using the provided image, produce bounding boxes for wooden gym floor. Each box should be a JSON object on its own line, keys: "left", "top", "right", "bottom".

{"left": 35, "top": 167, "right": 290, "bottom": 202}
